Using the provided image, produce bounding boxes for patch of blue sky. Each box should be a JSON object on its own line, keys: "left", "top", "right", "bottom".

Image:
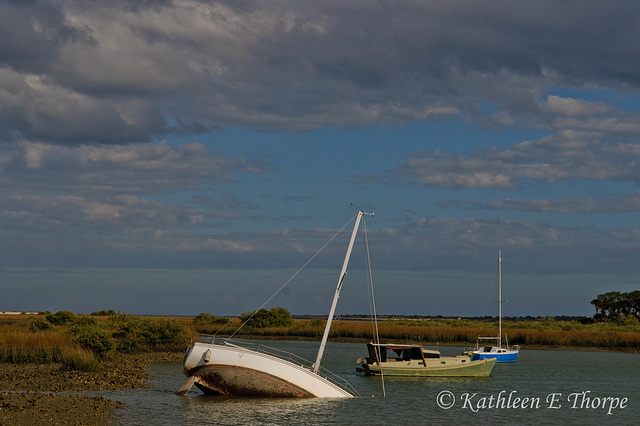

{"left": 546, "top": 87, "right": 640, "bottom": 111}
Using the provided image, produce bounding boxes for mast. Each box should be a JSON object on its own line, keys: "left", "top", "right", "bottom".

{"left": 498, "top": 250, "right": 502, "bottom": 349}
{"left": 313, "top": 210, "right": 373, "bottom": 374}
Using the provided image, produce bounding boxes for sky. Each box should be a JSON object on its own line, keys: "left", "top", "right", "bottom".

{"left": 2, "top": 0, "right": 640, "bottom": 318}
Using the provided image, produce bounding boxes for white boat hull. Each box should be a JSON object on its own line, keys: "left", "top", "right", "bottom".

{"left": 181, "top": 342, "right": 355, "bottom": 398}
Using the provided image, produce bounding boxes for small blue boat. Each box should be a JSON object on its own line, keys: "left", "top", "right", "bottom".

{"left": 466, "top": 251, "right": 520, "bottom": 363}
{"left": 470, "top": 338, "right": 519, "bottom": 362}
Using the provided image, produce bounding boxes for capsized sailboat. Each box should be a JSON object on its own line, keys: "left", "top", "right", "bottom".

{"left": 357, "top": 343, "right": 496, "bottom": 377}
{"left": 179, "top": 210, "right": 373, "bottom": 397}
{"left": 467, "top": 251, "right": 520, "bottom": 362}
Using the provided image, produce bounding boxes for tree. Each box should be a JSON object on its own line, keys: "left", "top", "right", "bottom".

{"left": 193, "top": 313, "right": 229, "bottom": 325}
{"left": 591, "top": 291, "right": 640, "bottom": 322}
{"left": 46, "top": 310, "right": 76, "bottom": 325}
{"left": 240, "top": 306, "right": 295, "bottom": 328}
{"left": 628, "top": 290, "right": 640, "bottom": 319}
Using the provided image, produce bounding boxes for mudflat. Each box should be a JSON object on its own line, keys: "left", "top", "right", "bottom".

{"left": 0, "top": 352, "right": 182, "bottom": 424}
{"left": 0, "top": 393, "right": 121, "bottom": 425}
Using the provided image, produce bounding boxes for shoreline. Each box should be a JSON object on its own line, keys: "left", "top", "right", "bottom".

{"left": 0, "top": 352, "right": 182, "bottom": 424}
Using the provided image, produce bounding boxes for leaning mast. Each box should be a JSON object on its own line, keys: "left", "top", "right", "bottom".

{"left": 313, "top": 210, "right": 373, "bottom": 374}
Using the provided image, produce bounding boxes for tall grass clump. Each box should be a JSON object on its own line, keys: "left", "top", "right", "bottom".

{"left": 0, "top": 329, "right": 99, "bottom": 370}
{"left": 0, "top": 330, "right": 71, "bottom": 363}
{"left": 58, "top": 346, "right": 101, "bottom": 371}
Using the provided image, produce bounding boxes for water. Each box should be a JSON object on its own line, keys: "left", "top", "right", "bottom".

{"left": 106, "top": 341, "right": 639, "bottom": 425}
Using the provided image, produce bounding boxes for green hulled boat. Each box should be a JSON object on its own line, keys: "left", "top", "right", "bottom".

{"left": 357, "top": 343, "right": 496, "bottom": 377}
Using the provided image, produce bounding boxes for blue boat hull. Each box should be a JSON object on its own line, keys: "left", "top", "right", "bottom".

{"left": 472, "top": 351, "right": 518, "bottom": 363}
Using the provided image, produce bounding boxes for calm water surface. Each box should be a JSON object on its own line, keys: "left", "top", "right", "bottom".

{"left": 106, "top": 341, "right": 639, "bottom": 425}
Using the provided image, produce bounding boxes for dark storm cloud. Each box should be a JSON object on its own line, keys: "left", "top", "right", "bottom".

{"left": 1, "top": 0, "right": 640, "bottom": 144}
{"left": 0, "top": 0, "right": 78, "bottom": 72}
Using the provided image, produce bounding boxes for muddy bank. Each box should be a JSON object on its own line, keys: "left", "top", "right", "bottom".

{"left": 0, "top": 351, "right": 183, "bottom": 424}
{"left": 0, "top": 392, "right": 122, "bottom": 425}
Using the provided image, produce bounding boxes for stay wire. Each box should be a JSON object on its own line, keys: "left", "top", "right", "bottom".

{"left": 363, "top": 217, "right": 385, "bottom": 397}
{"left": 223, "top": 213, "right": 359, "bottom": 341}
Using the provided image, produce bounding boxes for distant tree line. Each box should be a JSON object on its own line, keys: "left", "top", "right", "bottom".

{"left": 591, "top": 291, "right": 640, "bottom": 322}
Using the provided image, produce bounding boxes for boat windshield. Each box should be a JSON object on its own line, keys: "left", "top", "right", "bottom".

{"left": 367, "top": 344, "right": 424, "bottom": 361}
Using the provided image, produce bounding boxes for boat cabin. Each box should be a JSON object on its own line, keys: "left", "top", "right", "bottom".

{"left": 363, "top": 343, "right": 440, "bottom": 364}
{"left": 479, "top": 346, "right": 509, "bottom": 354}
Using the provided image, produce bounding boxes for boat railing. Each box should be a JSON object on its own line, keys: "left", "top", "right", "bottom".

{"left": 196, "top": 335, "right": 359, "bottom": 396}
{"left": 462, "top": 335, "right": 521, "bottom": 354}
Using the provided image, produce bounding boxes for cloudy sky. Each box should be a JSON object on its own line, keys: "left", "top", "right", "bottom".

{"left": 2, "top": 0, "right": 640, "bottom": 317}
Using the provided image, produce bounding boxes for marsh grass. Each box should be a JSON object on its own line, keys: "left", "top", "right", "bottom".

{"left": 58, "top": 346, "right": 101, "bottom": 371}
{"left": 0, "top": 329, "right": 99, "bottom": 370}
{"left": 229, "top": 318, "right": 640, "bottom": 351}
{"left": 3, "top": 313, "right": 639, "bottom": 367}
{"left": 505, "top": 328, "right": 640, "bottom": 349}
{"left": 0, "top": 312, "right": 192, "bottom": 371}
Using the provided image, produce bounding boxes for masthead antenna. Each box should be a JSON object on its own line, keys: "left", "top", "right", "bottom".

{"left": 350, "top": 203, "right": 374, "bottom": 216}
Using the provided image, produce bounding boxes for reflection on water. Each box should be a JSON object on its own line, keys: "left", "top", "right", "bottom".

{"left": 110, "top": 341, "right": 640, "bottom": 425}
{"left": 183, "top": 396, "right": 354, "bottom": 425}
{"left": 112, "top": 363, "right": 359, "bottom": 425}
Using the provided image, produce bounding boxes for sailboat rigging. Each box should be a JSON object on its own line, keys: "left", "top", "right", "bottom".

{"left": 468, "top": 250, "right": 520, "bottom": 362}
{"left": 179, "top": 210, "right": 373, "bottom": 397}
{"left": 355, "top": 245, "right": 497, "bottom": 377}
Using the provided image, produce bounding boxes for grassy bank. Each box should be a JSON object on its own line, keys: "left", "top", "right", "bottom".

{"left": 0, "top": 311, "right": 189, "bottom": 425}
{"left": 2, "top": 313, "right": 640, "bottom": 368}
{"left": 0, "top": 312, "right": 192, "bottom": 371}
{"left": 197, "top": 317, "right": 640, "bottom": 352}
